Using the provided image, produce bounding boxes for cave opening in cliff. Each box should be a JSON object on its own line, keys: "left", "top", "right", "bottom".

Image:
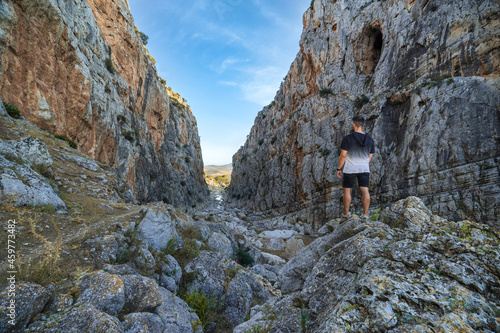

{"left": 356, "top": 25, "right": 384, "bottom": 75}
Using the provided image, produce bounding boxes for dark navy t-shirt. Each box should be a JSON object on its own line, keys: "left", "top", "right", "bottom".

{"left": 340, "top": 132, "right": 375, "bottom": 173}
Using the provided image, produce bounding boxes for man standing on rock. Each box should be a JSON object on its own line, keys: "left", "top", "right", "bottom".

{"left": 337, "top": 115, "right": 375, "bottom": 219}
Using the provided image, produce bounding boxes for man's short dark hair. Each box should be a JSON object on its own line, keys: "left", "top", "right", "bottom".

{"left": 353, "top": 115, "right": 365, "bottom": 127}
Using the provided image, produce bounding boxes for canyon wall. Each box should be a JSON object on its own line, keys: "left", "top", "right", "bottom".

{"left": 0, "top": 0, "right": 208, "bottom": 206}
{"left": 228, "top": 0, "right": 500, "bottom": 230}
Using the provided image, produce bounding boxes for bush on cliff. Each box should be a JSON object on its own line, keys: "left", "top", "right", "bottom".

{"left": 105, "top": 58, "right": 114, "bottom": 73}
{"left": 4, "top": 102, "right": 23, "bottom": 119}
{"left": 54, "top": 134, "right": 77, "bottom": 149}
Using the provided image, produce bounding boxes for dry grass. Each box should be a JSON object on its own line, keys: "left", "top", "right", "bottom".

{"left": 16, "top": 216, "right": 65, "bottom": 286}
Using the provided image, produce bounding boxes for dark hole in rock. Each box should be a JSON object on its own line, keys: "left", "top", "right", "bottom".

{"left": 355, "top": 25, "right": 384, "bottom": 74}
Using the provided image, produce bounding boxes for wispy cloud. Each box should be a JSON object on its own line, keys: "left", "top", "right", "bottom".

{"left": 218, "top": 81, "right": 238, "bottom": 86}
{"left": 238, "top": 66, "right": 284, "bottom": 106}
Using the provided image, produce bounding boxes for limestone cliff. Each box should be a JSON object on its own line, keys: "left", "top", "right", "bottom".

{"left": 228, "top": 0, "right": 500, "bottom": 230}
{"left": 0, "top": 0, "right": 208, "bottom": 206}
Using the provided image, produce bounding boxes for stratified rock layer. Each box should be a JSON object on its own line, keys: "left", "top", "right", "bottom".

{"left": 228, "top": 0, "right": 500, "bottom": 230}
{"left": 0, "top": 0, "right": 208, "bottom": 206}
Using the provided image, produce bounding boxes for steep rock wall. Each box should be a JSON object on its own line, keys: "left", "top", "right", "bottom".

{"left": 228, "top": 0, "right": 500, "bottom": 230}
{"left": 0, "top": 0, "right": 208, "bottom": 206}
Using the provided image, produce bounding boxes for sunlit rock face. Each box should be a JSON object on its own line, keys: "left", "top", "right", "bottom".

{"left": 0, "top": 0, "right": 208, "bottom": 205}
{"left": 228, "top": 0, "right": 500, "bottom": 230}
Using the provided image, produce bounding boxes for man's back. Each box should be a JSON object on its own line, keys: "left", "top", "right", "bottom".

{"left": 340, "top": 132, "right": 375, "bottom": 174}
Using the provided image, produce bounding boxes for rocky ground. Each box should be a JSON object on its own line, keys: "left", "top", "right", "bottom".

{"left": 1, "top": 117, "right": 499, "bottom": 333}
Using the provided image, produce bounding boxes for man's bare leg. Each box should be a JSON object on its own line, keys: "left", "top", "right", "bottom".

{"left": 360, "top": 187, "right": 370, "bottom": 215}
{"left": 343, "top": 188, "right": 352, "bottom": 215}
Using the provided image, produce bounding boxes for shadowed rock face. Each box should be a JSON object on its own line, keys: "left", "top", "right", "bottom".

{"left": 0, "top": 0, "right": 208, "bottom": 206}
{"left": 228, "top": 0, "right": 500, "bottom": 230}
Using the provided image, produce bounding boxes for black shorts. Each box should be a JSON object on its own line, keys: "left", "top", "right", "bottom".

{"left": 343, "top": 173, "right": 370, "bottom": 188}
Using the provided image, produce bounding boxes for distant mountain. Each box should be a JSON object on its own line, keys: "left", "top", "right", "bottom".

{"left": 204, "top": 163, "right": 232, "bottom": 176}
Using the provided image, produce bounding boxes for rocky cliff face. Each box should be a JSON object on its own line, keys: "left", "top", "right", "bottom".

{"left": 228, "top": 0, "right": 500, "bottom": 230}
{"left": 0, "top": 0, "right": 208, "bottom": 206}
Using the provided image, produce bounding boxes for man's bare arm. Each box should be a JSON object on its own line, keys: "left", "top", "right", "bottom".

{"left": 369, "top": 153, "right": 373, "bottom": 163}
{"left": 337, "top": 149, "right": 348, "bottom": 178}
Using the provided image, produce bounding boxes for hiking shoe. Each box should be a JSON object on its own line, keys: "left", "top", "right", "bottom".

{"left": 341, "top": 212, "right": 352, "bottom": 220}
{"left": 361, "top": 214, "right": 369, "bottom": 220}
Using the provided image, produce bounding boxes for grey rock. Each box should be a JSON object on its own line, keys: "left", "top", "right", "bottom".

{"left": 27, "top": 304, "right": 124, "bottom": 332}
{"left": 184, "top": 251, "right": 235, "bottom": 299}
{"left": 134, "top": 246, "right": 156, "bottom": 276}
{"left": 241, "top": 197, "right": 500, "bottom": 332}
{"left": 138, "top": 209, "right": 184, "bottom": 251}
{"left": 260, "top": 252, "right": 286, "bottom": 267}
{"left": 77, "top": 270, "right": 125, "bottom": 316}
{"left": 259, "top": 230, "right": 297, "bottom": 239}
{"left": 0, "top": 96, "right": 7, "bottom": 117}
{"left": 207, "top": 232, "right": 233, "bottom": 258}
{"left": 250, "top": 264, "right": 278, "bottom": 282}
{"left": 0, "top": 282, "right": 51, "bottom": 333}
{"left": 45, "top": 293, "right": 73, "bottom": 313}
{"left": 185, "top": 251, "right": 271, "bottom": 328}
{"left": 60, "top": 152, "right": 100, "bottom": 171}
{"left": 0, "top": 136, "right": 53, "bottom": 168}
{"left": 85, "top": 234, "right": 120, "bottom": 264}
{"left": 121, "top": 275, "right": 162, "bottom": 313}
{"left": 122, "top": 312, "right": 165, "bottom": 333}
{"left": 284, "top": 237, "right": 305, "bottom": 259}
{"left": 155, "top": 287, "right": 202, "bottom": 333}
{"left": 0, "top": 149, "right": 66, "bottom": 212}
{"left": 103, "top": 264, "right": 138, "bottom": 276}
{"left": 159, "top": 255, "right": 182, "bottom": 293}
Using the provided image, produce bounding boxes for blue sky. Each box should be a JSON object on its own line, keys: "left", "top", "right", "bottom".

{"left": 128, "top": 0, "right": 309, "bottom": 165}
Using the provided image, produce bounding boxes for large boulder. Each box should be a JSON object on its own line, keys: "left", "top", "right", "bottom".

{"left": 159, "top": 254, "right": 182, "bottom": 293}
{"left": 85, "top": 234, "right": 122, "bottom": 264}
{"left": 207, "top": 232, "right": 233, "bottom": 258}
{"left": 121, "top": 275, "right": 163, "bottom": 313}
{"left": 26, "top": 304, "right": 124, "bottom": 332}
{"left": 185, "top": 251, "right": 271, "bottom": 328}
{"left": 0, "top": 148, "right": 67, "bottom": 212}
{"left": 77, "top": 270, "right": 125, "bottom": 316}
{"left": 0, "top": 282, "right": 51, "bottom": 333}
{"left": 155, "top": 287, "right": 202, "bottom": 333}
{"left": 137, "top": 209, "right": 184, "bottom": 251}
{"left": 122, "top": 312, "right": 165, "bottom": 333}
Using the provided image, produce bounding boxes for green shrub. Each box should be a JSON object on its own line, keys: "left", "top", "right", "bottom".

{"left": 162, "top": 196, "right": 170, "bottom": 204}
{"left": 138, "top": 31, "right": 149, "bottom": 45}
{"left": 122, "top": 130, "right": 135, "bottom": 142}
{"left": 105, "top": 58, "right": 114, "bottom": 73}
{"left": 185, "top": 156, "right": 191, "bottom": 164}
{"left": 159, "top": 78, "right": 166, "bottom": 86}
{"left": 319, "top": 88, "right": 333, "bottom": 98}
{"left": 33, "top": 164, "right": 53, "bottom": 179}
{"left": 354, "top": 94, "right": 370, "bottom": 109}
{"left": 54, "top": 134, "right": 77, "bottom": 149}
{"left": 258, "top": 139, "right": 264, "bottom": 146}
{"left": 3, "top": 103, "right": 23, "bottom": 119}
{"left": 183, "top": 290, "right": 216, "bottom": 328}
{"left": 299, "top": 307, "right": 309, "bottom": 332}
{"left": 236, "top": 248, "right": 254, "bottom": 267}
{"left": 117, "top": 114, "right": 127, "bottom": 123}
{"left": 36, "top": 204, "right": 57, "bottom": 214}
